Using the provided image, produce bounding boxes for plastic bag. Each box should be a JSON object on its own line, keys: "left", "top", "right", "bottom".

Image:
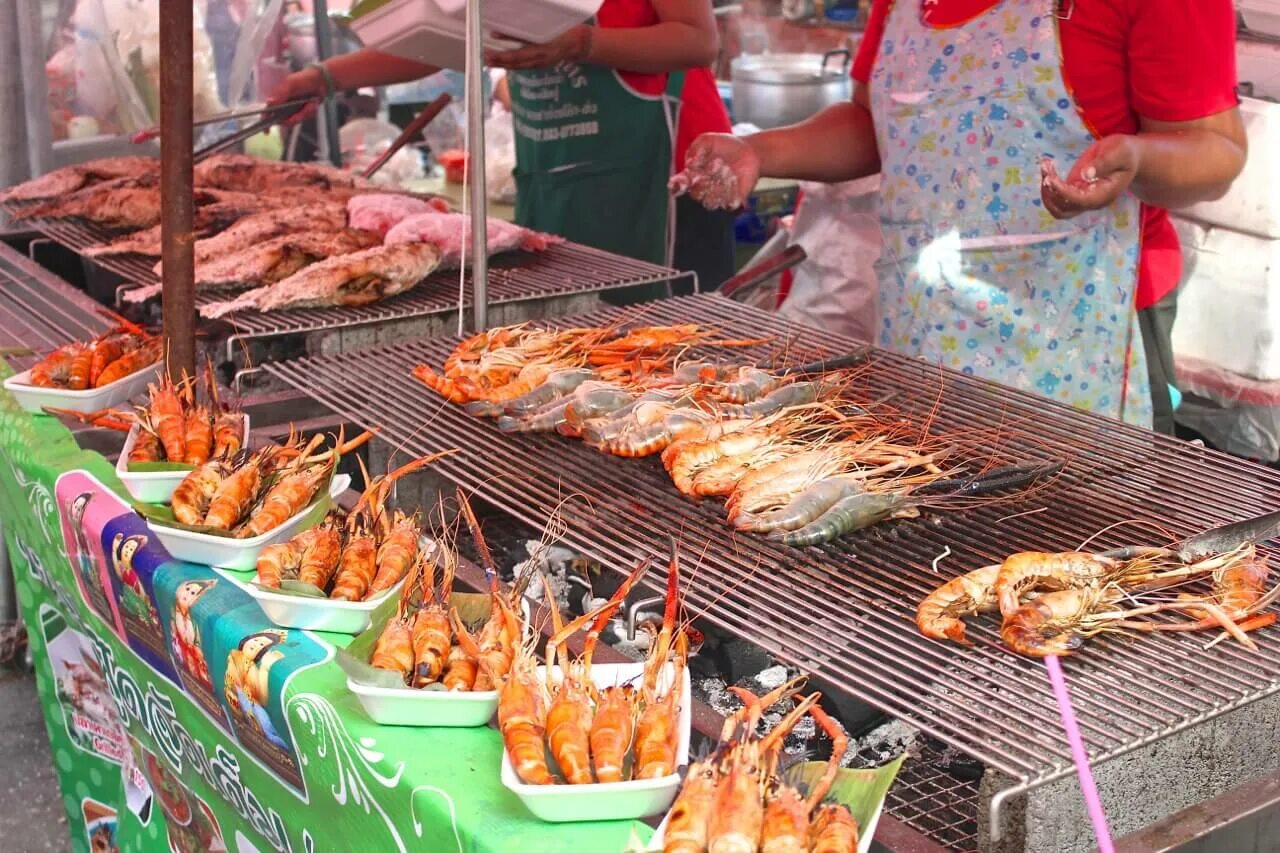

{"left": 1175, "top": 355, "right": 1280, "bottom": 462}
{"left": 44, "top": 1, "right": 225, "bottom": 141}
{"left": 485, "top": 103, "right": 517, "bottom": 205}
{"left": 776, "top": 177, "right": 882, "bottom": 343}
{"left": 338, "top": 118, "right": 426, "bottom": 188}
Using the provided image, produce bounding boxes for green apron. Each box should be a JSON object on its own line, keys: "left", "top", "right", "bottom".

{"left": 509, "top": 62, "right": 683, "bottom": 285}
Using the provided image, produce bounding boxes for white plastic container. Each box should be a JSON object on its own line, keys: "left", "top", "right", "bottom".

{"left": 1181, "top": 97, "right": 1280, "bottom": 239}
{"left": 3, "top": 361, "right": 161, "bottom": 415}
{"left": 350, "top": 0, "right": 602, "bottom": 72}
{"left": 349, "top": 677, "right": 500, "bottom": 727}
{"left": 145, "top": 474, "right": 351, "bottom": 571}
{"left": 1171, "top": 217, "right": 1280, "bottom": 381}
{"left": 114, "top": 415, "right": 250, "bottom": 504}
{"left": 500, "top": 662, "right": 691, "bottom": 823}
{"left": 243, "top": 574, "right": 403, "bottom": 634}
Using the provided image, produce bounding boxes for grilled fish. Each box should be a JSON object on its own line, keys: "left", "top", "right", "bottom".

{"left": 171, "top": 202, "right": 348, "bottom": 270}
{"left": 82, "top": 201, "right": 266, "bottom": 258}
{"left": 200, "top": 242, "right": 442, "bottom": 318}
{"left": 384, "top": 212, "right": 556, "bottom": 266}
{"left": 194, "top": 154, "right": 373, "bottom": 194}
{"left": 195, "top": 228, "right": 381, "bottom": 290}
{"left": 11, "top": 175, "right": 261, "bottom": 231}
{"left": 0, "top": 156, "right": 156, "bottom": 204}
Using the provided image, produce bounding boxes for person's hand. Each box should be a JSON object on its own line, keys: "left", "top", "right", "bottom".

{"left": 485, "top": 25, "right": 592, "bottom": 70}
{"left": 676, "top": 134, "right": 759, "bottom": 211}
{"left": 265, "top": 66, "right": 328, "bottom": 126}
{"left": 1041, "top": 135, "right": 1142, "bottom": 220}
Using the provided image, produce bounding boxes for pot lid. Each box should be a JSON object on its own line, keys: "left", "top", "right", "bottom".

{"left": 731, "top": 53, "right": 850, "bottom": 85}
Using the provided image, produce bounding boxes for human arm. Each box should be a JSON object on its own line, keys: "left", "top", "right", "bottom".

{"left": 267, "top": 48, "right": 439, "bottom": 122}
{"left": 1042, "top": 108, "right": 1247, "bottom": 218}
{"left": 682, "top": 84, "right": 880, "bottom": 209}
{"left": 486, "top": 0, "right": 718, "bottom": 73}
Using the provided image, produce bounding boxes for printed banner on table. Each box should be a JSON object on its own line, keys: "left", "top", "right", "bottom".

{"left": 0, "top": 364, "right": 650, "bottom": 853}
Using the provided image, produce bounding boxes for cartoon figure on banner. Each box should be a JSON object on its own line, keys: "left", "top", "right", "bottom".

{"left": 111, "top": 532, "right": 160, "bottom": 629}
{"left": 171, "top": 580, "right": 215, "bottom": 687}
{"left": 69, "top": 493, "right": 95, "bottom": 586}
{"left": 82, "top": 799, "right": 120, "bottom": 853}
{"left": 224, "top": 629, "right": 289, "bottom": 750}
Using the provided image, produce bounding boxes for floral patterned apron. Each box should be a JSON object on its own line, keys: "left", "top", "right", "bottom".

{"left": 869, "top": 0, "right": 1152, "bottom": 428}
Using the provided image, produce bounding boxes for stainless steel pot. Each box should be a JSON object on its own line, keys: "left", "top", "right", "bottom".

{"left": 730, "top": 49, "right": 852, "bottom": 129}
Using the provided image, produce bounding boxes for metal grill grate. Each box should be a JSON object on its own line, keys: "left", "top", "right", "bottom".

{"left": 0, "top": 242, "right": 111, "bottom": 370}
{"left": 199, "top": 241, "right": 689, "bottom": 346}
{"left": 262, "top": 293, "right": 1280, "bottom": 846}
{"left": 11, "top": 215, "right": 160, "bottom": 285}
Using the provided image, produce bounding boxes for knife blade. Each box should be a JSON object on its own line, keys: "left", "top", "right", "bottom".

{"left": 1175, "top": 509, "right": 1280, "bottom": 561}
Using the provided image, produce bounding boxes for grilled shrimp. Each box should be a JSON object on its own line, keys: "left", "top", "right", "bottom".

{"left": 184, "top": 405, "right": 214, "bottom": 465}
{"left": 172, "top": 458, "right": 231, "bottom": 526}
{"left": 95, "top": 338, "right": 162, "bottom": 386}
{"left": 916, "top": 564, "right": 1002, "bottom": 644}
{"left": 501, "top": 367, "right": 596, "bottom": 416}
{"left": 994, "top": 551, "right": 1117, "bottom": 618}
{"left": 1000, "top": 587, "right": 1113, "bottom": 657}
{"left": 590, "top": 685, "right": 638, "bottom": 783}
{"left": 297, "top": 521, "right": 343, "bottom": 590}
{"left": 28, "top": 344, "right": 85, "bottom": 388}
{"left": 776, "top": 492, "right": 916, "bottom": 548}
{"left": 715, "top": 366, "right": 781, "bottom": 405}
{"left": 663, "top": 757, "right": 720, "bottom": 853}
{"left": 810, "top": 804, "right": 859, "bottom": 853}
{"left": 256, "top": 539, "right": 305, "bottom": 589}
{"left": 370, "top": 512, "right": 420, "bottom": 595}
{"left": 148, "top": 379, "right": 187, "bottom": 463}
{"left": 734, "top": 475, "right": 863, "bottom": 534}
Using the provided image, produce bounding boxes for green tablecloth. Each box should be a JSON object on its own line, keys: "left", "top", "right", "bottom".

{"left": 0, "top": 361, "right": 650, "bottom": 853}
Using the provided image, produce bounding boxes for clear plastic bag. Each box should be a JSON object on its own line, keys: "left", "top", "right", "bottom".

{"left": 339, "top": 118, "right": 426, "bottom": 188}
{"left": 1175, "top": 355, "right": 1280, "bottom": 462}
{"left": 485, "top": 103, "right": 516, "bottom": 205}
{"left": 44, "top": 0, "right": 226, "bottom": 141}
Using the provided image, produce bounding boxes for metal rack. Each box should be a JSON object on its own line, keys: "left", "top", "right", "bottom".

{"left": 0, "top": 241, "right": 110, "bottom": 369}
{"left": 261, "top": 293, "right": 1280, "bottom": 847}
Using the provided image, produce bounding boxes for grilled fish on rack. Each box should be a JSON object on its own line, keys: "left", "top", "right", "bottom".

{"left": 82, "top": 201, "right": 266, "bottom": 258}
{"left": 200, "top": 242, "right": 442, "bottom": 318}
{"left": 0, "top": 156, "right": 156, "bottom": 204}
{"left": 194, "top": 154, "right": 374, "bottom": 194}
{"left": 194, "top": 228, "right": 381, "bottom": 290}
{"left": 384, "top": 212, "right": 556, "bottom": 266}
{"left": 9, "top": 176, "right": 266, "bottom": 232}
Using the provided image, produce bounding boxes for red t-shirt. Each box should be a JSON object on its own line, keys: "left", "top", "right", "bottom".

{"left": 597, "top": 0, "right": 732, "bottom": 167}
{"left": 852, "top": 0, "right": 1239, "bottom": 309}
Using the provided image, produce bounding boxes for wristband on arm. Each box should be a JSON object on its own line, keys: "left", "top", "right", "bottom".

{"left": 307, "top": 61, "right": 339, "bottom": 97}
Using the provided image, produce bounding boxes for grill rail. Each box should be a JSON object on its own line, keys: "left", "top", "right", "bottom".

{"left": 262, "top": 294, "right": 1280, "bottom": 846}
{"left": 0, "top": 242, "right": 111, "bottom": 370}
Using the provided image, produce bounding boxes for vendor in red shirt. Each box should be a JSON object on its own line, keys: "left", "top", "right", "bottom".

{"left": 272, "top": 1, "right": 734, "bottom": 297}
{"left": 682, "top": 0, "right": 1246, "bottom": 433}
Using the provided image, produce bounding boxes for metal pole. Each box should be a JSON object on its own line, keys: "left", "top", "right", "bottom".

{"left": 0, "top": 0, "right": 30, "bottom": 197}
{"left": 312, "top": 0, "right": 343, "bottom": 167}
{"left": 465, "top": 0, "right": 488, "bottom": 331}
{"left": 160, "top": 0, "right": 196, "bottom": 381}
{"left": 16, "top": 0, "right": 52, "bottom": 177}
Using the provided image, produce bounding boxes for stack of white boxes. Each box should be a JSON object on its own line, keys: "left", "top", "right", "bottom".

{"left": 1170, "top": 33, "right": 1280, "bottom": 460}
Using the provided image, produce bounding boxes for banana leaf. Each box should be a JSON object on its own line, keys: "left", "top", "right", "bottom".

{"left": 335, "top": 591, "right": 494, "bottom": 690}
{"left": 628, "top": 752, "right": 906, "bottom": 853}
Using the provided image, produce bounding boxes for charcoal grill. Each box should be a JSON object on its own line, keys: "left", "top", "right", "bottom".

{"left": 264, "top": 293, "right": 1280, "bottom": 849}
{"left": 0, "top": 242, "right": 111, "bottom": 369}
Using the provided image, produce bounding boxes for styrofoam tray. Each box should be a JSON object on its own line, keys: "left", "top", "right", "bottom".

{"left": 500, "top": 662, "right": 690, "bottom": 822}
{"left": 347, "top": 594, "right": 530, "bottom": 725}
{"left": 115, "top": 415, "right": 250, "bottom": 504}
{"left": 241, "top": 572, "right": 404, "bottom": 635}
{"left": 145, "top": 474, "right": 350, "bottom": 571}
{"left": 352, "top": 0, "right": 602, "bottom": 72}
{"left": 349, "top": 677, "right": 499, "bottom": 727}
{"left": 3, "top": 361, "right": 162, "bottom": 415}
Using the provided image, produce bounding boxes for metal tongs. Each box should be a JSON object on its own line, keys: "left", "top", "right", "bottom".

{"left": 131, "top": 98, "right": 316, "bottom": 146}
{"left": 1098, "top": 509, "right": 1280, "bottom": 562}
{"left": 191, "top": 98, "right": 319, "bottom": 163}
{"left": 360, "top": 94, "right": 452, "bottom": 180}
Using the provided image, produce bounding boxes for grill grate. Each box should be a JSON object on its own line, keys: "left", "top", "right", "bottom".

{"left": 198, "top": 242, "right": 689, "bottom": 346}
{"left": 0, "top": 242, "right": 111, "bottom": 370}
{"left": 8, "top": 212, "right": 692, "bottom": 348}
{"left": 262, "top": 293, "right": 1280, "bottom": 846}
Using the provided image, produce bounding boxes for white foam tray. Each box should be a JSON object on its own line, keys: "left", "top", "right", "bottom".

{"left": 350, "top": 676, "right": 499, "bottom": 727}
{"left": 241, "top": 572, "right": 403, "bottom": 635}
{"left": 115, "top": 415, "right": 251, "bottom": 504}
{"left": 146, "top": 474, "right": 350, "bottom": 571}
{"left": 1181, "top": 97, "right": 1280, "bottom": 239}
{"left": 352, "top": 0, "right": 602, "bottom": 72}
{"left": 4, "top": 361, "right": 161, "bottom": 415}
{"left": 500, "top": 662, "right": 690, "bottom": 823}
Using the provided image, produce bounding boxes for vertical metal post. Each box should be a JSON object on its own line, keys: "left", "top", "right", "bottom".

{"left": 15, "top": 0, "right": 52, "bottom": 178}
{"left": 312, "top": 0, "right": 343, "bottom": 167}
{"left": 160, "top": 0, "right": 196, "bottom": 381}
{"left": 0, "top": 0, "right": 30, "bottom": 195}
{"left": 465, "top": 0, "right": 488, "bottom": 331}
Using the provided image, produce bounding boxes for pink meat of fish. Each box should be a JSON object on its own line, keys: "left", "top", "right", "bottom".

{"left": 347, "top": 193, "right": 451, "bottom": 238}
{"left": 199, "top": 242, "right": 442, "bottom": 319}
{"left": 383, "top": 212, "right": 557, "bottom": 266}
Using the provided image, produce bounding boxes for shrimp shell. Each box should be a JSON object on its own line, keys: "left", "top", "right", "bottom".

{"left": 330, "top": 535, "right": 377, "bottom": 601}
{"left": 297, "top": 523, "right": 343, "bottom": 590}
{"left": 735, "top": 475, "right": 862, "bottom": 534}
{"left": 663, "top": 758, "right": 719, "bottom": 853}
{"left": 237, "top": 466, "right": 327, "bottom": 539}
{"left": 994, "top": 551, "right": 1116, "bottom": 618}
{"left": 173, "top": 459, "right": 228, "bottom": 526}
{"left": 184, "top": 406, "right": 213, "bottom": 465}
{"left": 370, "top": 617, "right": 415, "bottom": 682}
{"left": 776, "top": 492, "right": 913, "bottom": 548}
{"left": 810, "top": 803, "right": 859, "bottom": 853}
{"left": 213, "top": 411, "right": 244, "bottom": 458}
{"left": 1000, "top": 587, "right": 1109, "bottom": 658}
{"left": 546, "top": 679, "right": 595, "bottom": 784}
{"left": 760, "top": 785, "right": 810, "bottom": 853}
{"left": 256, "top": 540, "right": 304, "bottom": 589}
{"left": 589, "top": 685, "right": 637, "bottom": 783}
{"left": 442, "top": 637, "right": 479, "bottom": 692}
{"left": 915, "top": 564, "right": 1002, "bottom": 644}
{"left": 370, "top": 516, "right": 420, "bottom": 595}
{"left": 502, "top": 367, "right": 596, "bottom": 416}
{"left": 95, "top": 338, "right": 162, "bottom": 387}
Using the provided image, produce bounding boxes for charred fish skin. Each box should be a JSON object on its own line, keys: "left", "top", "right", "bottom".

{"left": 199, "top": 242, "right": 443, "bottom": 318}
